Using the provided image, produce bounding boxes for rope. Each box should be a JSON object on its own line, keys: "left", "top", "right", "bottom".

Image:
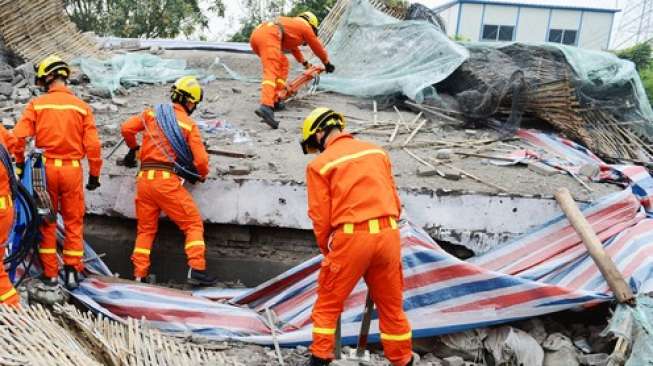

{"left": 154, "top": 104, "right": 201, "bottom": 182}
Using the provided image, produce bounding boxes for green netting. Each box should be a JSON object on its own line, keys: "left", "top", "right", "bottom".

{"left": 554, "top": 44, "right": 653, "bottom": 134}
{"left": 74, "top": 54, "right": 202, "bottom": 94}
{"left": 317, "top": 0, "right": 468, "bottom": 103}
{"left": 604, "top": 294, "right": 653, "bottom": 365}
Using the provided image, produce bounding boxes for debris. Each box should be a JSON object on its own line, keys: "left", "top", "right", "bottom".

{"left": 484, "top": 326, "right": 544, "bottom": 366}
{"left": 149, "top": 45, "right": 165, "bottom": 55}
{"left": 232, "top": 87, "right": 242, "bottom": 94}
{"left": 0, "top": 81, "right": 13, "bottom": 97}
{"left": 579, "top": 163, "right": 600, "bottom": 179}
{"left": 89, "top": 86, "right": 112, "bottom": 99}
{"left": 435, "top": 148, "right": 453, "bottom": 160}
{"left": 431, "top": 158, "right": 509, "bottom": 192}
{"left": 207, "top": 148, "right": 256, "bottom": 158}
{"left": 403, "top": 119, "right": 427, "bottom": 147}
{"left": 528, "top": 161, "right": 560, "bottom": 176}
{"left": 11, "top": 88, "right": 31, "bottom": 103}
{"left": 442, "top": 356, "right": 465, "bottom": 366}
{"left": 543, "top": 333, "right": 580, "bottom": 366}
{"left": 417, "top": 166, "right": 440, "bottom": 177}
{"left": 111, "top": 96, "right": 128, "bottom": 106}
{"left": 228, "top": 165, "right": 251, "bottom": 176}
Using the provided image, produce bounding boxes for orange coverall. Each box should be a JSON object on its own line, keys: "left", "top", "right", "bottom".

{"left": 14, "top": 84, "right": 102, "bottom": 278}
{"left": 121, "top": 103, "right": 210, "bottom": 279}
{"left": 0, "top": 126, "right": 19, "bottom": 306}
{"left": 306, "top": 133, "right": 412, "bottom": 365}
{"left": 250, "top": 16, "right": 330, "bottom": 107}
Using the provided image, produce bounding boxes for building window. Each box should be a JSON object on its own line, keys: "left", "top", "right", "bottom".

{"left": 482, "top": 24, "right": 514, "bottom": 41}
{"left": 548, "top": 29, "right": 577, "bottom": 45}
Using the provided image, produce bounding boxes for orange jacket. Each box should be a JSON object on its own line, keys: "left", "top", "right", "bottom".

{"left": 306, "top": 133, "right": 402, "bottom": 253}
{"left": 0, "top": 125, "right": 16, "bottom": 196}
{"left": 278, "top": 17, "right": 329, "bottom": 65}
{"left": 13, "top": 84, "right": 103, "bottom": 177}
{"left": 121, "top": 103, "right": 210, "bottom": 178}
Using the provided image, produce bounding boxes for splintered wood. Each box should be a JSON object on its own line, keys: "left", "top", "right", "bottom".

{"left": 0, "top": 304, "right": 244, "bottom": 366}
{"left": 0, "top": 0, "right": 105, "bottom": 62}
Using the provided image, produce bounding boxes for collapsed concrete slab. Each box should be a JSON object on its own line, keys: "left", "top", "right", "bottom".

{"left": 88, "top": 172, "right": 563, "bottom": 253}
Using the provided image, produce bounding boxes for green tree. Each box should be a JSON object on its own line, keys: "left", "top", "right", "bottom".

{"left": 229, "top": 0, "right": 336, "bottom": 42}
{"left": 616, "top": 42, "right": 652, "bottom": 71}
{"left": 65, "top": 0, "right": 225, "bottom": 39}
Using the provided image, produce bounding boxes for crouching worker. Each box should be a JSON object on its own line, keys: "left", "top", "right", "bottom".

{"left": 300, "top": 108, "right": 413, "bottom": 366}
{"left": 0, "top": 125, "right": 19, "bottom": 306}
{"left": 14, "top": 55, "right": 102, "bottom": 290}
{"left": 120, "top": 76, "right": 217, "bottom": 286}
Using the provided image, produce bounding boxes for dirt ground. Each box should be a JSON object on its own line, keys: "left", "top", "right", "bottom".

{"left": 80, "top": 49, "right": 618, "bottom": 202}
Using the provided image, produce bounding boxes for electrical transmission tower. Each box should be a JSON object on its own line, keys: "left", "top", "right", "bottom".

{"left": 614, "top": 0, "right": 653, "bottom": 49}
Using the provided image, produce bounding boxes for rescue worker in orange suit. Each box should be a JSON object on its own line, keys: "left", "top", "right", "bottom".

{"left": 13, "top": 55, "right": 103, "bottom": 290}
{"left": 250, "top": 11, "right": 335, "bottom": 129}
{"left": 300, "top": 108, "right": 413, "bottom": 366}
{"left": 120, "top": 76, "right": 217, "bottom": 286}
{"left": 0, "top": 125, "right": 20, "bottom": 306}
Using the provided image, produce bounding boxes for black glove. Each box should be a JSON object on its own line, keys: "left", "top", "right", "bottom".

{"left": 324, "top": 63, "right": 335, "bottom": 73}
{"left": 302, "top": 61, "right": 312, "bottom": 70}
{"left": 15, "top": 162, "right": 24, "bottom": 180}
{"left": 86, "top": 175, "right": 100, "bottom": 191}
{"left": 122, "top": 147, "right": 139, "bottom": 168}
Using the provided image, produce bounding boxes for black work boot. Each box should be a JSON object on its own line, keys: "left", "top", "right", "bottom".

{"left": 64, "top": 265, "right": 80, "bottom": 290}
{"left": 187, "top": 268, "right": 218, "bottom": 286}
{"left": 306, "top": 355, "right": 330, "bottom": 366}
{"left": 274, "top": 101, "right": 286, "bottom": 111}
{"left": 39, "top": 275, "right": 58, "bottom": 288}
{"left": 255, "top": 105, "right": 279, "bottom": 129}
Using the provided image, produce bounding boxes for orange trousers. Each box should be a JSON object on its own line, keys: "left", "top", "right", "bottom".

{"left": 132, "top": 170, "right": 206, "bottom": 278}
{"left": 0, "top": 194, "right": 19, "bottom": 306}
{"left": 39, "top": 159, "right": 85, "bottom": 278}
{"left": 310, "top": 218, "right": 412, "bottom": 365}
{"left": 250, "top": 24, "right": 289, "bottom": 107}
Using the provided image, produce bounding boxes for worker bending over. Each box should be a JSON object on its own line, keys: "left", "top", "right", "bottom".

{"left": 0, "top": 125, "right": 19, "bottom": 306}
{"left": 14, "top": 55, "right": 102, "bottom": 290}
{"left": 300, "top": 108, "right": 413, "bottom": 366}
{"left": 250, "top": 11, "right": 335, "bottom": 129}
{"left": 121, "top": 76, "right": 217, "bottom": 286}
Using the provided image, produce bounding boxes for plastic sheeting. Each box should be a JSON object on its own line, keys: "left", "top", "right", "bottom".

{"left": 604, "top": 294, "right": 653, "bottom": 366}
{"left": 75, "top": 54, "right": 202, "bottom": 94}
{"left": 317, "top": 0, "right": 468, "bottom": 102}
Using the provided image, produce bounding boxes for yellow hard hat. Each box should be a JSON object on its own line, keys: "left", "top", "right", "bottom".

{"left": 299, "top": 11, "right": 319, "bottom": 32}
{"left": 300, "top": 107, "right": 345, "bottom": 154}
{"left": 171, "top": 75, "right": 203, "bottom": 104}
{"left": 35, "top": 55, "right": 70, "bottom": 80}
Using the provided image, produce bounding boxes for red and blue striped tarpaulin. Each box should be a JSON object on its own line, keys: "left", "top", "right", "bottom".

{"left": 71, "top": 189, "right": 653, "bottom": 346}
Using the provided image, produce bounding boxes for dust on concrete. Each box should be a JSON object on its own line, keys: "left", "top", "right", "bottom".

{"left": 82, "top": 50, "right": 618, "bottom": 204}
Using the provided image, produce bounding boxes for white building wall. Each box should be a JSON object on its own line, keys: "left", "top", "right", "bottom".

{"left": 458, "top": 3, "right": 484, "bottom": 41}
{"left": 516, "top": 7, "right": 549, "bottom": 43}
{"left": 483, "top": 4, "right": 518, "bottom": 26}
{"left": 438, "top": 3, "right": 460, "bottom": 37}
{"left": 549, "top": 9, "right": 581, "bottom": 30}
{"left": 578, "top": 11, "right": 613, "bottom": 50}
{"left": 448, "top": 3, "right": 613, "bottom": 49}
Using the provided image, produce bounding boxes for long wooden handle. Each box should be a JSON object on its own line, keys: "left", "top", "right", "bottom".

{"left": 356, "top": 292, "right": 374, "bottom": 357}
{"left": 554, "top": 188, "right": 635, "bottom": 304}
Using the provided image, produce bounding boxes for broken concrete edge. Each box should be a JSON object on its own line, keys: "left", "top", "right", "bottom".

{"left": 88, "top": 174, "right": 569, "bottom": 252}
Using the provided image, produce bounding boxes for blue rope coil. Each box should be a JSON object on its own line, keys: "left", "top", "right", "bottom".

{"left": 154, "top": 104, "right": 200, "bottom": 181}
